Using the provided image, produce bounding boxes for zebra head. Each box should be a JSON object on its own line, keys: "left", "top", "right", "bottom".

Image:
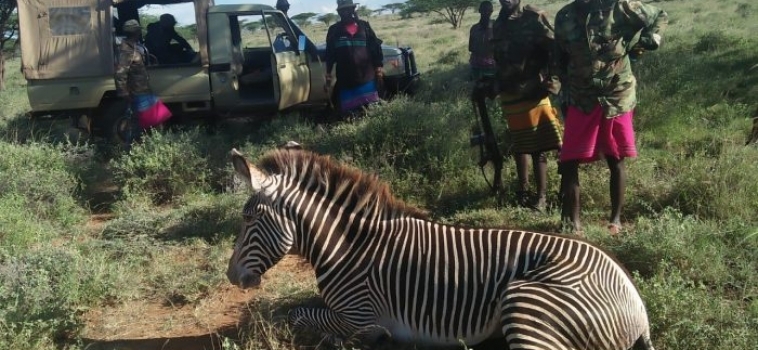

{"left": 226, "top": 149, "right": 295, "bottom": 289}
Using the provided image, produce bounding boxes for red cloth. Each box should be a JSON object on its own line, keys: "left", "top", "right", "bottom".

{"left": 559, "top": 105, "right": 637, "bottom": 163}
{"left": 345, "top": 21, "right": 358, "bottom": 36}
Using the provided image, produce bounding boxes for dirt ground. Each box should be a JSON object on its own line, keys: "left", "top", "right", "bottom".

{"left": 81, "top": 254, "right": 314, "bottom": 350}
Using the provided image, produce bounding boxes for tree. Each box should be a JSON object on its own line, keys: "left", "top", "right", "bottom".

{"left": 381, "top": 3, "right": 405, "bottom": 14}
{"left": 291, "top": 12, "right": 316, "bottom": 27}
{"left": 1, "top": 0, "right": 18, "bottom": 91}
{"left": 356, "top": 5, "right": 373, "bottom": 19}
{"left": 317, "top": 13, "right": 339, "bottom": 27}
{"left": 407, "top": 0, "right": 479, "bottom": 29}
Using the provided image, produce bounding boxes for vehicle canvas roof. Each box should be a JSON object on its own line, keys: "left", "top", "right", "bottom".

{"left": 18, "top": 0, "right": 213, "bottom": 80}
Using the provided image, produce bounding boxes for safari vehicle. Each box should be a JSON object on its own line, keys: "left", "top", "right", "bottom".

{"left": 17, "top": 0, "right": 420, "bottom": 141}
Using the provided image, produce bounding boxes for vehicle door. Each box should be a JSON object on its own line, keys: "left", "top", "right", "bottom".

{"left": 263, "top": 10, "right": 310, "bottom": 110}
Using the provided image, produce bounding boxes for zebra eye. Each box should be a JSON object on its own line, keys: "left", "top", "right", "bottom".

{"left": 243, "top": 214, "right": 255, "bottom": 224}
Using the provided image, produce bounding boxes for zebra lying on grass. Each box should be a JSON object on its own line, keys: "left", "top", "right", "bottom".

{"left": 226, "top": 147, "right": 655, "bottom": 350}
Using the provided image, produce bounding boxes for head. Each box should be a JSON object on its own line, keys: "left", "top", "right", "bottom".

{"left": 226, "top": 149, "right": 295, "bottom": 289}
{"left": 159, "top": 14, "right": 177, "bottom": 29}
{"left": 336, "top": 0, "right": 358, "bottom": 22}
{"left": 122, "top": 19, "right": 142, "bottom": 39}
{"left": 276, "top": 0, "right": 290, "bottom": 15}
{"left": 479, "top": 1, "right": 493, "bottom": 19}
{"left": 499, "top": 0, "right": 520, "bottom": 13}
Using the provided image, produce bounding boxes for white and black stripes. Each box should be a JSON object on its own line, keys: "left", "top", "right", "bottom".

{"left": 227, "top": 149, "right": 654, "bottom": 350}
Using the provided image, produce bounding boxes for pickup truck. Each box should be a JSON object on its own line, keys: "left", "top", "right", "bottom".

{"left": 17, "top": 0, "right": 420, "bottom": 142}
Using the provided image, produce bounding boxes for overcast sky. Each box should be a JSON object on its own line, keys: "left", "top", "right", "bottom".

{"left": 143, "top": 0, "right": 400, "bottom": 25}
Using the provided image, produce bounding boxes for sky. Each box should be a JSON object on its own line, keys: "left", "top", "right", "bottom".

{"left": 143, "top": 0, "right": 400, "bottom": 25}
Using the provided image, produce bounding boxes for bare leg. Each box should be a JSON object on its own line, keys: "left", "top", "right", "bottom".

{"left": 606, "top": 157, "right": 626, "bottom": 227}
{"left": 514, "top": 153, "right": 529, "bottom": 206}
{"left": 560, "top": 160, "right": 581, "bottom": 232}
{"left": 531, "top": 152, "right": 548, "bottom": 209}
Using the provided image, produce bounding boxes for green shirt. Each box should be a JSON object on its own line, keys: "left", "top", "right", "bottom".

{"left": 491, "top": 4, "right": 558, "bottom": 99}
{"left": 553, "top": 0, "right": 667, "bottom": 117}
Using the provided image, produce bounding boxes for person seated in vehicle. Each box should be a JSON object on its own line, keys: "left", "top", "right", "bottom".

{"left": 144, "top": 14, "right": 197, "bottom": 64}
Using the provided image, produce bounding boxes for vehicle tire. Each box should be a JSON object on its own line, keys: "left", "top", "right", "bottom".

{"left": 97, "top": 99, "right": 134, "bottom": 146}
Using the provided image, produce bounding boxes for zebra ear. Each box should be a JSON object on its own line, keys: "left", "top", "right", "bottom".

{"left": 230, "top": 148, "right": 268, "bottom": 192}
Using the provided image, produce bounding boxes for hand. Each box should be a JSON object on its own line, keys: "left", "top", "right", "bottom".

{"left": 375, "top": 67, "right": 384, "bottom": 77}
{"left": 324, "top": 73, "right": 332, "bottom": 93}
{"left": 542, "top": 78, "right": 561, "bottom": 95}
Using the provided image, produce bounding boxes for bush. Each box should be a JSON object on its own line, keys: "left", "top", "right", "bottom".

{"left": 110, "top": 128, "right": 231, "bottom": 205}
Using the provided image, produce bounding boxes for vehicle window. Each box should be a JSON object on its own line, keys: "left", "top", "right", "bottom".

{"left": 238, "top": 13, "right": 295, "bottom": 53}
{"left": 50, "top": 7, "right": 91, "bottom": 36}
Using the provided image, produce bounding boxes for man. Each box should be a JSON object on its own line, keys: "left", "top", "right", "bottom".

{"left": 490, "top": 0, "right": 563, "bottom": 210}
{"left": 325, "top": 0, "right": 384, "bottom": 118}
{"left": 468, "top": 1, "right": 496, "bottom": 80}
{"left": 144, "top": 14, "right": 196, "bottom": 64}
{"left": 275, "top": 0, "right": 290, "bottom": 15}
{"left": 553, "top": 0, "right": 667, "bottom": 234}
{"left": 115, "top": 19, "right": 150, "bottom": 147}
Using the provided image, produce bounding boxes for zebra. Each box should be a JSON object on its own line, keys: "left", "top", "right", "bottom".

{"left": 226, "top": 147, "right": 655, "bottom": 350}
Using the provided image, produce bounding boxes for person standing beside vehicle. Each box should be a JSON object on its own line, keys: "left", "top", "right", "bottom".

{"left": 490, "top": 0, "right": 564, "bottom": 210}
{"left": 468, "top": 1, "right": 496, "bottom": 80}
{"left": 553, "top": 0, "right": 667, "bottom": 234}
{"left": 115, "top": 19, "right": 150, "bottom": 148}
{"left": 324, "top": 0, "right": 384, "bottom": 118}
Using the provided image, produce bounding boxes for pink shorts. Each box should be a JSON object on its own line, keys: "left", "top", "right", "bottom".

{"left": 559, "top": 105, "right": 637, "bottom": 163}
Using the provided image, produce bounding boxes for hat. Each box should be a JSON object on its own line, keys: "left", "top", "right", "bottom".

{"left": 336, "top": 0, "right": 358, "bottom": 10}
{"left": 122, "top": 19, "right": 141, "bottom": 33}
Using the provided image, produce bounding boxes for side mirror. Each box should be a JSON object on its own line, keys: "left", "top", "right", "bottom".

{"left": 298, "top": 35, "right": 306, "bottom": 52}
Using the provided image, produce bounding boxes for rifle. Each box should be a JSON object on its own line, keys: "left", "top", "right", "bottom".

{"left": 470, "top": 78, "right": 504, "bottom": 207}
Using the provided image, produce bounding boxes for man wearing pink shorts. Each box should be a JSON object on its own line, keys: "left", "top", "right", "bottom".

{"left": 553, "top": 0, "right": 667, "bottom": 234}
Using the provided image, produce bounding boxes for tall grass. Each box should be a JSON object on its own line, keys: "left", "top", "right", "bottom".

{"left": 0, "top": 0, "right": 757, "bottom": 349}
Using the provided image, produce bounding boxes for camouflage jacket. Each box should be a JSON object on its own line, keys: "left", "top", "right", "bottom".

{"left": 469, "top": 21, "right": 495, "bottom": 68}
{"left": 491, "top": 4, "right": 558, "bottom": 99}
{"left": 115, "top": 39, "right": 151, "bottom": 97}
{"left": 553, "top": 0, "right": 667, "bottom": 117}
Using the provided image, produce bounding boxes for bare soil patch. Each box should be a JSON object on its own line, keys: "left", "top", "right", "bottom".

{"left": 81, "top": 255, "right": 315, "bottom": 350}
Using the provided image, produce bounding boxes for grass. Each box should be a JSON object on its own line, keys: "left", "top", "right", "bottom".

{"left": 1, "top": 0, "right": 758, "bottom": 349}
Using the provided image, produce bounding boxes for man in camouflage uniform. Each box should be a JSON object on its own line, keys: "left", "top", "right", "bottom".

{"left": 115, "top": 19, "right": 151, "bottom": 147}
{"left": 553, "top": 0, "right": 667, "bottom": 234}
{"left": 490, "top": 0, "right": 563, "bottom": 210}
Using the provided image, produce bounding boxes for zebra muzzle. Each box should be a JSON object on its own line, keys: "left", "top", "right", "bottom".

{"left": 238, "top": 272, "right": 262, "bottom": 289}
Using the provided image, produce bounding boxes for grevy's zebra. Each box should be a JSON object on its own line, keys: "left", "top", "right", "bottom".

{"left": 226, "top": 148, "right": 655, "bottom": 350}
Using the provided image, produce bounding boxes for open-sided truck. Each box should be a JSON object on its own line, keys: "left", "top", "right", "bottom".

{"left": 17, "top": 0, "right": 420, "bottom": 142}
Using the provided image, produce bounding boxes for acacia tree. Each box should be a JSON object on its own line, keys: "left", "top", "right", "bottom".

{"left": 407, "top": 0, "right": 479, "bottom": 29}
{"left": 356, "top": 5, "right": 373, "bottom": 19}
{"left": 1, "top": 0, "right": 18, "bottom": 91}
{"left": 381, "top": 3, "right": 405, "bottom": 14}
{"left": 291, "top": 12, "right": 316, "bottom": 27}
{"left": 317, "top": 13, "right": 338, "bottom": 27}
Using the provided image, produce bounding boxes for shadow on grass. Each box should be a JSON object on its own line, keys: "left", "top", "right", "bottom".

{"left": 161, "top": 205, "right": 240, "bottom": 243}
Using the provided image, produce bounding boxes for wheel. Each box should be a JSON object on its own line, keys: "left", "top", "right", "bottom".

{"left": 95, "top": 99, "right": 135, "bottom": 145}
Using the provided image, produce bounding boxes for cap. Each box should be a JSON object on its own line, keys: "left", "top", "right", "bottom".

{"left": 122, "top": 19, "right": 141, "bottom": 33}
{"left": 336, "top": 0, "right": 358, "bottom": 10}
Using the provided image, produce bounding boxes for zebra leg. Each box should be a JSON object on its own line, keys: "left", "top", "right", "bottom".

{"left": 288, "top": 307, "right": 359, "bottom": 347}
{"left": 632, "top": 331, "right": 656, "bottom": 350}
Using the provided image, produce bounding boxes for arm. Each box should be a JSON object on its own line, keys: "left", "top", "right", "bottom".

{"left": 535, "top": 13, "right": 561, "bottom": 95}
{"left": 170, "top": 29, "right": 194, "bottom": 52}
{"left": 363, "top": 21, "right": 384, "bottom": 69}
{"left": 115, "top": 46, "right": 132, "bottom": 98}
{"left": 624, "top": 1, "right": 668, "bottom": 51}
{"left": 468, "top": 25, "right": 476, "bottom": 53}
{"left": 325, "top": 25, "right": 336, "bottom": 74}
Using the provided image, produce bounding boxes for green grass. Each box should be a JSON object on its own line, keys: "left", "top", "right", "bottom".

{"left": 1, "top": 0, "right": 758, "bottom": 349}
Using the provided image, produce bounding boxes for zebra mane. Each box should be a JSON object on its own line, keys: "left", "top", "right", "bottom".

{"left": 257, "top": 149, "right": 430, "bottom": 220}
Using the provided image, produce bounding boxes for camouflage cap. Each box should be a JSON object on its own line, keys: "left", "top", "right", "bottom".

{"left": 122, "top": 19, "right": 141, "bottom": 33}
{"left": 336, "top": 0, "right": 358, "bottom": 10}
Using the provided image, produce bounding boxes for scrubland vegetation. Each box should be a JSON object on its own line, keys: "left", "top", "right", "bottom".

{"left": 1, "top": 0, "right": 757, "bottom": 349}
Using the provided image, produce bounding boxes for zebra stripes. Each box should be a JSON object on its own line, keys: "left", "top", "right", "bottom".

{"left": 226, "top": 148, "right": 655, "bottom": 350}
